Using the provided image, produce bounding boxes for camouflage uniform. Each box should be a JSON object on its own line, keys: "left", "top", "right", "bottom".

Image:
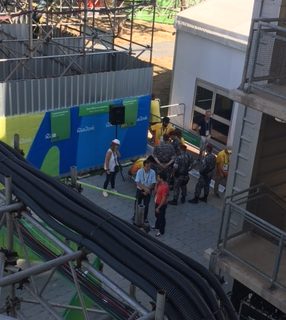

{"left": 172, "top": 152, "right": 193, "bottom": 202}
{"left": 194, "top": 153, "right": 216, "bottom": 199}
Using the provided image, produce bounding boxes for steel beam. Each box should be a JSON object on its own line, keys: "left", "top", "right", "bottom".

{"left": 22, "top": 298, "right": 108, "bottom": 314}
{"left": 0, "top": 251, "right": 82, "bottom": 287}
{"left": 22, "top": 212, "right": 149, "bottom": 316}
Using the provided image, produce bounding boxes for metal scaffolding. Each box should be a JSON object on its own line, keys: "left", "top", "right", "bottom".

{"left": 0, "top": 0, "right": 156, "bottom": 82}
{"left": 0, "top": 175, "right": 166, "bottom": 319}
{"left": 241, "top": 18, "right": 286, "bottom": 100}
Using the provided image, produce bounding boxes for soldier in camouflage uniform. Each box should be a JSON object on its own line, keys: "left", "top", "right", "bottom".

{"left": 168, "top": 145, "right": 193, "bottom": 205}
{"left": 189, "top": 143, "right": 216, "bottom": 203}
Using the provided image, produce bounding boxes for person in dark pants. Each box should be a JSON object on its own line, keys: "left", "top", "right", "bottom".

{"left": 169, "top": 144, "right": 193, "bottom": 205}
{"left": 134, "top": 159, "right": 156, "bottom": 222}
{"left": 103, "top": 139, "right": 121, "bottom": 197}
{"left": 189, "top": 143, "right": 216, "bottom": 204}
{"left": 154, "top": 171, "right": 169, "bottom": 237}
{"left": 197, "top": 110, "right": 212, "bottom": 158}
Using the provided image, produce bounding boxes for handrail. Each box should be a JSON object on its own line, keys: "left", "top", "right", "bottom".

{"left": 218, "top": 184, "right": 286, "bottom": 289}
{"left": 242, "top": 17, "right": 286, "bottom": 98}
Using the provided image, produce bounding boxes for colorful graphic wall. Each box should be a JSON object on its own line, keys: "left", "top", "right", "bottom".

{"left": 0, "top": 95, "right": 150, "bottom": 176}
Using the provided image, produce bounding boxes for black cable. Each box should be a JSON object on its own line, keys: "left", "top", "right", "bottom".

{"left": 0, "top": 141, "right": 238, "bottom": 320}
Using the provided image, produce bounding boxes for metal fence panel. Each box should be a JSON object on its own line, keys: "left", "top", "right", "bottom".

{"left": 1, "top": 66, "right": 152, "bottom": 116}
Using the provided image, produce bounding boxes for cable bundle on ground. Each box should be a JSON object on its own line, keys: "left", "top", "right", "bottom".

{"left": 0, "top": 141, "right": 238, "bottom": 320}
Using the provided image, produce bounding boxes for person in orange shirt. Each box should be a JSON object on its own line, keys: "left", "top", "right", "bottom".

{"left": 153, "top": 171, "right": 169, "bottom": 237}
{"left": 150, "top": 117, "right": 175, "bottom": 146}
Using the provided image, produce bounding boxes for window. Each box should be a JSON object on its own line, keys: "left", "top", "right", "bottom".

{"left": 214, "top": 94, "right": 233, "bottom": 120}
{"left": 195, "top": 86, "right": 213, "bottom": 110}
{"left": 192, "top": 81, "right": 234, "bottom": 145}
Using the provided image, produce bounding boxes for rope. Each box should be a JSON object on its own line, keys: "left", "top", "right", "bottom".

{"left": 79, "top": 181, "right": 136, "bottom": 201}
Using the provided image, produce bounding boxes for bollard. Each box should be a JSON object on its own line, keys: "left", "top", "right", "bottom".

{"left": 155, "top": 289, "right": 166, "bottom": 320}
{"left": 70, "top": 166, "right": 78, "bottom": 188}
{"left": 129, "top": 283, "right": 136, "bottom": 299}
{"left": 134, "top": 204, "right": 145, "bottom": 227}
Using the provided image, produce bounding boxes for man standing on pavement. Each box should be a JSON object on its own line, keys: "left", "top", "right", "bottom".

{"left": 189, "top": 143, "right": 216, "bottom": 204}
{"left": 134, "top": 159, "right": 157, "bottom": 223}
{"left": 153, "top": 134, "right": 176, "bottom": 173}
{"left": 153, "top": 134, "right": 176, "bottom": 189}
{"left": 197, "top": 110, "right": 212, "bottom": 158}
{"left": 214, "top": 146, "right": 231, "bottom": 197}
{"left": 169, "top": 144, "right": 193, "bottom": 205}
{"left": 154, "top": 171, "right": 169, "bottom": 237}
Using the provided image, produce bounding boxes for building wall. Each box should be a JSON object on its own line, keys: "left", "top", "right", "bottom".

{"left": 252, "top": 115, "right": 286, "bottom": 199}
{"left": 227, "top": 0, "right": 286, "bottom": 197}
{"left": 170, "top": 29, "right": 246, "bottom": 145}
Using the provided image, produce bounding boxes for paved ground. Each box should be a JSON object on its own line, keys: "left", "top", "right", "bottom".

{"left": 79, "top": 165, "right": 225, "bottom": 309}
{"left": 0, "top": 165, "right": 225, "bottom": 319}
{"left": 81, "top": 166, "right": 223, "bottom": 268}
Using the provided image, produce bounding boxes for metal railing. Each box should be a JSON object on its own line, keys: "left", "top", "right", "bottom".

{"left": 241, "top": 18, "right": 286, "bottom": 99}
{"left": 218, "top": 184, "right": 286, "bottom": 289}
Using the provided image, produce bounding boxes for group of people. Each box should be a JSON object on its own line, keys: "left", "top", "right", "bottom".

{"left": 101, "top": 106, "right": 231, "bottom": 238}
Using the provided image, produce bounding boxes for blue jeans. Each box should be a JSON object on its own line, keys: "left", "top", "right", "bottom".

{"left": 103, "top": 171, "right": 116, "bottom": 189}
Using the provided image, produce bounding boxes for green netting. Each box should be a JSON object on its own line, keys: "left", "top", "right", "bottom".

{"left": 135, "top": 0, "right": 202, "bottom": 25}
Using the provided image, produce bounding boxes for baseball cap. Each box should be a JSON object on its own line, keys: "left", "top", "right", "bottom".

{"left": 112, "top": 139, "right": 120, "bottom": 145}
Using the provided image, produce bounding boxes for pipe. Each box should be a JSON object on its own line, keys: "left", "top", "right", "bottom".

{"left": 155, "top": 290, "right": 166, "bottom": 320}
{"left": 22, "top": 298, "right": 107, "bottom": 314}
{"left": 0, "top": 252, "right": 6, "bottom": 299}
{"left": 0, "top": 251, "right": 82, "bottom": 287}
{"left": 5, "top": 176, "right": 13, "bottom": 252}
{"left": 22, "top": 212, "right": 149, "bottom": 316}
{"left": 0, "top": 202, "right": 23, "bottom": 214}
{"left": 137, "top": 311, "right": 155, "bottom": 320}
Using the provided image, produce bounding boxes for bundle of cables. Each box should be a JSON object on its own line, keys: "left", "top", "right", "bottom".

{"left": 0, "top": 141, "right": 238, "bottom": 320}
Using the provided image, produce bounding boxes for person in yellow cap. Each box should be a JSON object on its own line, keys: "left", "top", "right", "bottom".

{"left": 214, "top": 146, "right": 231, "bottom": 197}
{"left": 103, "top": 139, "right": 121, "bottom": 197}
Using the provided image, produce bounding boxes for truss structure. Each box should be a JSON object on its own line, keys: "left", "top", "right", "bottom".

{"left": 0, "top": 176, "right": 164, "bottom": 319}
{"left": 0, "top": 0, "right": 155, "bottom": 82}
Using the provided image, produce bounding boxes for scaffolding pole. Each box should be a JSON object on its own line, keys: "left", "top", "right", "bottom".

{"left": 22, "top": 212, "right": 149, "bottom": 317}
{"left": 0, "top": 251, "right": 82, "bottom": 287}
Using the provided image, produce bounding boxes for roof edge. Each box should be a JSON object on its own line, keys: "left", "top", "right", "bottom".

{"left": 175, "top": 15, "right": 249, "bottom": 51}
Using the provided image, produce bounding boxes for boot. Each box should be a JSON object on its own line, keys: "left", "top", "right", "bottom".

{"left": 181, "top": 196, "right": 186, "bottom": 204}
{"left": 199, "top": 195, "right": 208, "bottom": 202}
{"left": 188, "top": 197, "right": 198, "bottom": 204}
{"left": 168, "top": 199, "right": 178, "bottom": 205}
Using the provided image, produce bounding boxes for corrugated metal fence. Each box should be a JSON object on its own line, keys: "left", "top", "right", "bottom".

{"left": 0, "top": 67, "right": 153, "bottom": 116}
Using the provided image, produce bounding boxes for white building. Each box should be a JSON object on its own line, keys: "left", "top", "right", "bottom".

{"left": 170, "top": 0, "right": 255, "bottom": 146}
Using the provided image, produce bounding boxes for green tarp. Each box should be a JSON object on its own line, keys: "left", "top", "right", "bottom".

{"left": 51, "top": 110, "right": 71, "bottom": 142}
{"left": 122, "top": 98, "right": 138, "bottom": 128}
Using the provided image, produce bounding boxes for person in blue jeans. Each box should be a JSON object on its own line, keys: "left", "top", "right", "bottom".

{"left": 134, "top": 159, "right": 156, "bottom": 223}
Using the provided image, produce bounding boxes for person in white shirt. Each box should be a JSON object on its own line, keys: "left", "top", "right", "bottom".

{"left": 102, "top": 139, "right": 121, "bottom": 197}
{"left": 134, "top": 159, "right": 156, "bottom": 222}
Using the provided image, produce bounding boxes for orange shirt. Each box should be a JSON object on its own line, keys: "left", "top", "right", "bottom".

{"left": 155, "top": 182, "right": 169, "bottom": 205}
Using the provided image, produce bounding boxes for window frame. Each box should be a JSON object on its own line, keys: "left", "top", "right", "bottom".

{"left": 192, "top": 79, "right": 234, "bottom": 144}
